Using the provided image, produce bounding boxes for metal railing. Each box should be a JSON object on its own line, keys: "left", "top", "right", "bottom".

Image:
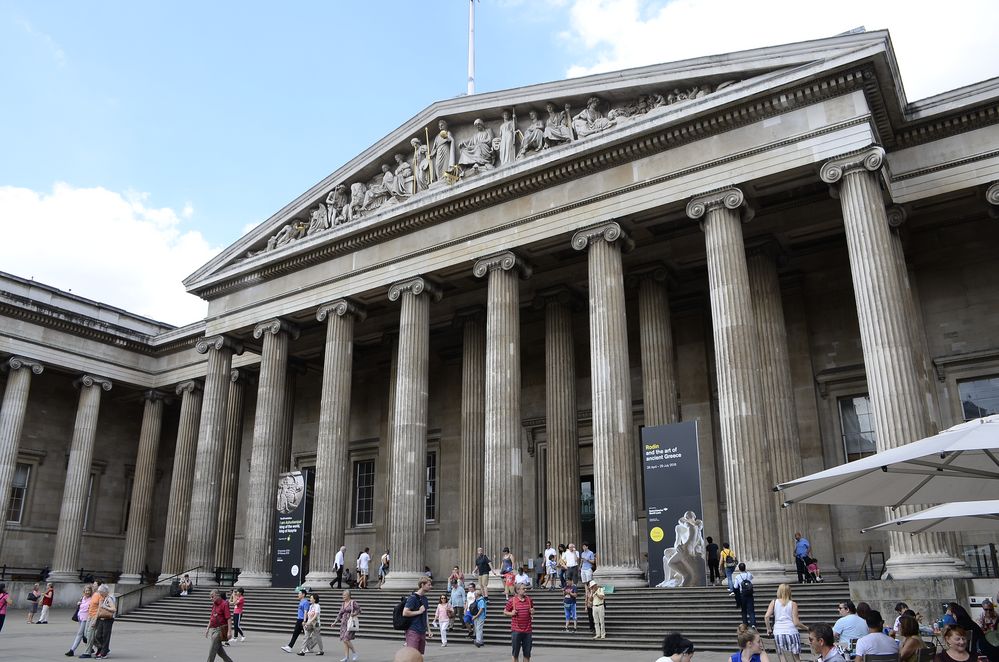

{"left": 858, "top": 548, "right": 887, "bottom": 580}
{"left": 114, "top": 565, "right": 203, "bottom": 616}
{"left": 0, "top": 565, "right": 48, "bottom": 582}
{"left": 963, "top": 543, "right": 999, "bottom": 578}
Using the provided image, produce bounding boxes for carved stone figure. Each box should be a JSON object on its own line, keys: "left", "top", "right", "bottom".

{"left": 393, "top": 153, "right": 414, "bottom": 198}
{"left": 431, "top": 119, "right": 457, "bottom": 184}
{"left": 457, "top": 118, "right": 495, "bottom": 172}
{"left": 362, "top": 165, "right": 394, "bottom": 211}
{"left": 347, "top": 182, "right": 366, "bottom": 222}
{"left": 572, "top": 96, "right": 616, "bottom": 138}
{"left": 517, "top": 110, "right": 544, "bottom": 158}
{"left": 326, "top": 184, "right": 349, "bottom": 225}
{"left": 410, "top": 138, "right": 432, "bottom": 192}
{"left": 543, "top": 102, "right": 574, "bottom": 146}
{"left": 655, "top": 510, "right": 705, "bottom": 588}
{"left": 497, "top": 110, "right": 517, "bottom": 166}
{"left": 276, "top": 474, "right": 305, "bottom": 514}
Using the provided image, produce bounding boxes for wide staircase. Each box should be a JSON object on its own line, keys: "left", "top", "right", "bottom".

{"left": 120, "top": 581, "right": 849, "bottom": 652}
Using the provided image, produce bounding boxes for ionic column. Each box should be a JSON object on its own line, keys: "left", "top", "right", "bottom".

{"left": 746, "top": 244, "right": 808, "bottom": 569}
{"left": 0, "top": 357, "right": 43, "bottom": 558}
{"left": 455, "top": 307, "right": 485, "bottom": 573}
{"left": 49, "top": 375, "right": 113, "bottom": 583}
{"left": 382, "top": 277, "right": 441, "bottom": 588}
{"left": 535, "top": 287, "right": 581, "bottom": 548}
{"left": 821, "top": 148, "right": 967, "bottom": 579}
{"left": 306, "top": 299, "right": 366, "bottom": 585}
{"left": 571, "top": 223, "right": 644, "bottom": 586}
{"left": 686, "top": 188, "right": 784, "bottom": 582}
{"left": 238, "top": 319, "right": 299, "bottom": 586}
{"left": 278, "top": 365, "right": 300, "bottom": 474}
{"left": 632, "top": 266, "right": 679, "bottom": 426}
{"left": 159, "top": 380, "right": 203, "bottom": 579}
{"left": 119, "top": 389, "right": 168, "bottom": 584}
{"left": 474, "top": 251, "right": 530, "bottom": 564}
{"left": 215, "top": 369, "right": 250, "bottom": 568}
{"left": 988, "top": 181, "right": 999, "bottom": 215}
{"left": 185, "top": 335, "right": 242, "bottom": 582}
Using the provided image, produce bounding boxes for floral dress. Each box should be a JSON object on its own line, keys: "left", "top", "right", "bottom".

{"left": 338, "top": 599, "right": 361, "bottom": 642}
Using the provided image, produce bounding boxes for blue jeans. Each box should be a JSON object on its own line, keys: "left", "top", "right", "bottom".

{"left": 725, "top": 567, "right": 735, "bottom": 591}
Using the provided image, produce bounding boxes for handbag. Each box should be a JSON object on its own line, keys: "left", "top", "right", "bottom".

{"left": 347, "top": 615, "right": 360, "bottom": 632}
{"left": 72, "top": 611, "right": 80, "bottom": 622}
{"left": 27, "top": 592, "right": 38, "bottom": 602}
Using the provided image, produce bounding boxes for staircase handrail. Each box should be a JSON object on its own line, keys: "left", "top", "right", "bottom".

{"left": 114, "top": 565, "right": 203, "bottom": 616}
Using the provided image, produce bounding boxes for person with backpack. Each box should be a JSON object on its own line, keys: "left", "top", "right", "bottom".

{"left": 400, "top": 576, "right": 432, "bottom": 654}
{"left": 470, "top": 587, "right": 488, "bottom": 647}
{"left": 504, "top": 582, "right": 536, "bottom": 662}
{"left": 719, "top": 543, "right": 738, "bottom": 593}
{"left": 733, "top": 563, "right": 756, "bottom": 628}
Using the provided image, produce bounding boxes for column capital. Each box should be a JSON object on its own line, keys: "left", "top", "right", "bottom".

{"left": 175, "top": 379, "right": 203, "bottom": 396}
{"left": 886, "top": 204, "right": 908, "bottom": 229}
{"left": 251, "top": 319, "right": 300, "bottom": 341}
{"left": 531, "top": 285, "right": 581, "bottom": 311}
{"left": 472, "top": 250, "right": 532, "bottom": 279}
{"left": 141, "top": 389, "right": 169, "bottom": 403}
{"left": 5, "top": 356, "right": 44, "bottom": 375}
{"left": 317, "top": 298, "right": 367, "bottom": 323}
{"left": 686, "top": 187, "right": 754, "bottom": 223}
{"left": 819, "top": 145, "right": 886, "bottom": 184}
{"left": 196, "top": 334, "right": 245, "bottom": 355}
{"left": 230, "top": 368, "right": 254, "bottom": 385}
{"left": 986, "top": 181, "right": 999, "bottom": 206}
{"left": 570, "top": 221, "right": 634, "bottom": 252}
{"left": 388, "top": 276, "right": 443, "bottom": 303}
{"left": 75, "top": 375, "right": 112, "bottom": 391}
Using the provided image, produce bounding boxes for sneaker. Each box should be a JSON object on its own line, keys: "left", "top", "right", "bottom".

{"left": 66, "top": 653, "right": 75, "bottom": 658}
{"left": 240, "top": 636, "right": 246, "bottom": 642}
{"left": 282, "top": 645, "right": 294, "bottom": 653}
{"left": 298, "top": 654, "right": 305, "bottom": 657}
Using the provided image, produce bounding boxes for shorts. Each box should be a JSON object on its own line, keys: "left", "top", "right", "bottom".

{"left": 580, "top": 567, "right": 593, "bottom": 583}
{"left": 563, "top": 602, "right": 577, "bottom": 620}
{"left": 775, "top": 633, "right": 801, "bottom": 654}
{"left": 405, "top": 629, "right": 427, "bottom": 654}
{"left": 512, "top": 631, "right": 533, "bottom": 658}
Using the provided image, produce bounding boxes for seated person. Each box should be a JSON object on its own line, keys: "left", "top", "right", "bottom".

{"left": 514, "top": 566, "right": 533, "bottom": 590}
{"left": 855, "top": 610, "right": 899, "bottom": 662}
{"left": 178, "top": 574, "right": 193, "bottom": 596}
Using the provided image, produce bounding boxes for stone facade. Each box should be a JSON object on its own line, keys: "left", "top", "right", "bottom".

{"left": 2, "top": 31, "right": 999, "bottom": 588}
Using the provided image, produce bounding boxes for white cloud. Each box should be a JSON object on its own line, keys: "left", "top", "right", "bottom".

{"left": 17, "top": 18, "right": 66, "bottom": 68}
{"left": 560, "top": 0, "right": 999, "bottom": 101}
{"left": 0, "top": 183, "right": 221, "bottom": 326}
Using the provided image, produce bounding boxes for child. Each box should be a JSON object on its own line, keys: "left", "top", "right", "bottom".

{"left": 546, "top": 553, "right": 558, "bottom": 591}
{"left": 806, "top": 556, "right": 822, "bottom": 583}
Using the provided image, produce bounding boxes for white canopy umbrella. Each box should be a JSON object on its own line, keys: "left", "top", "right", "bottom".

{"left": 860, "top": 500, "right": 999, "bottom": 535}
{"left": 775, "top": 414, "right": 999, "bottom": 507}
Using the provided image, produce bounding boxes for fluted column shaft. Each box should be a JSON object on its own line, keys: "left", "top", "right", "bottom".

{"left": 383, "top": 277, "right": 440, "bottom": 588}
{"left": 119, "top": 390, "right": 167, "bottom": 583}
{"left": 747, "top": 249, "right": 808, "bottom": 568}
{"left": 687, "top": 189, "right": 783, "bottom": 581}
{"left": 185, "top": 336, "right": 239, "bottom": 581}
{"left": 50, "top": 375, "right": 113, "bottom": 582}
{"left": 215, "top": 370, "right": 249, "bottom": 568}
{"left": 572, "top": 223, "right": 643, "bottom": 585}
{"left": 457, "top": 309, "right": 486, "bottom": 572}
{"left": 637, "top": 269, "right": 679, "bottom": 426}
{"left": 0, "top": 357, "right": 43, "bottom": 558}
{"left": 160, "top": 381, "right": 203, "bottom": 579}
{"left": 306, "top": 300, "right": 365, "bottom": 585}
{"left": 238, "top": 319, "right": 298, "bottom": 586}
{"left": 279, "top": 369, "right": 297, "bottom": 474}
{"left": 475, "top": 252, "right": 528, "bottom": 564}
{"left": 541, "top": 290, "right": 581, "bottom": 548}
{"left": 821, "top": 148, "right": 966, "bottom": 578}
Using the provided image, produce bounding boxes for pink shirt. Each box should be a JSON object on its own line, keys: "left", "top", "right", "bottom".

{"left": 435, "top": 603, "right": 451, "bottom": 623}
{"left": 76, "top": 597, "right": 90, "bottom": 621}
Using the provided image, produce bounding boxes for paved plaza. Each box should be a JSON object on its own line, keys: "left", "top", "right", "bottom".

{"left": 1, "top": 608, "right": 738, "bottom": 661}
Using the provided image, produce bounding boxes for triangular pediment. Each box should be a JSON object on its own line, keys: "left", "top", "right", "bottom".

{"left": 185, "top": 30, "right": 903, "bottom": 295}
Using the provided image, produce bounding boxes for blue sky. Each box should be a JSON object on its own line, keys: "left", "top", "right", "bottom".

{"left": 2, "top": 0, "right": 997, "bottom": 324}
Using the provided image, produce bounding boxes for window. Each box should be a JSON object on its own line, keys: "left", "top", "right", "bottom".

{"left": 839, "top": 394, "right": 878, "bottom": 462}
{"left": 6, "top": 462, "right": 31, "bottom": 523}
{"left": 425, "top": 450, "right": 438, "bottom": 522}
{"left": 958, "top": 375, "right": 999, "bottom": 421}
{"left": 352, "top": 459, "right": 375, "bottom": 527}
{"left": 82, "top": 472, "right": 97, "bottom": 532}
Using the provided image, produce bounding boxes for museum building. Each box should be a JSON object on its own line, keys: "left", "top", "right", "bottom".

{"left": 2, "top": 31, "right": 998, "bottom": 591}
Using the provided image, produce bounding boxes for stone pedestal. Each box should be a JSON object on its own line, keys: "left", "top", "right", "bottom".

{"left": 634, "top": 266, "right": 679, "bottom": 426}
{"left": 49, "top": 375, "right": 113, "bottom": 583}
{"left": 536, "top": 287, "right": 581, "bottom": 549}
{"left": 0, "top": 357, "right": 43, "bottom": 559}
{"left": 382, "top": 277, "right": 440, "bottom": 589}
{"left": 306, "top": 299, "right": 365, "bottom": 586}
{"left": 185, "top": 335, "right": 240, "bottom": 583}
{"left": 215, "top": 369, "right": 249, "bottom": 569}
{"left": 119, "top": 390, "right": 167, "bottom": 584}
{"left": 686, "top": 189, "right": 784, "bottom": 583}
{"left": 821, "top": 147, "right": 967, "bottom": 579}
{"left": 572, "top": 223, "right": 644, "bottom": 586}
{"left": 159, "top": 380, "right": 203, "bottom": 580}
{"left": 475, "top": 251, "right": 530, "bottom": 563}
{"left": 238, "top": 319, "right": 298, "bottom": 587}
{"left": 456, "top": 307, "right": 485, "bottom": 573}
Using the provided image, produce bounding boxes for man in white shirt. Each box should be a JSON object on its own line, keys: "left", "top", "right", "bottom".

{"left": 562, "top": 544, "right": 580, "bottom": 584}
{"left": 333, "top": 545, "right": 346, "bottom": 588}
{"left": 514, "top": 567, "right": 532, "bottom": 589}
{"left": 357, "top": 547, "right": 371, "bottom": 589}
{"left": 834, "top": 601, "right": 872, "bottom": 651}
{"left": 854, "top": 611, "right": 899, "bottom": 662}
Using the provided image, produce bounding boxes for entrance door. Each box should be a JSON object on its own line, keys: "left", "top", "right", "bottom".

{"left": 580, "top": 474, "right": 596, "bottom": 549}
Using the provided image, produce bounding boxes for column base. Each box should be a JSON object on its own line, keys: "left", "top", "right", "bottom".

{"left": 884, "top": 553, "right": 972, "bottom": 580}
{"left": 117, "top": 573, "right": 144, "bottom": 585}
{"left": 592, "top": 565, "right": 647, "bottom": 588}
{"left": 234, "top": 570, "right": 273, "bottom": 587}
{"left": 740, "top": 560, "right": 788, "bottom": 585}
{"left": 381, "top": 571, "right": 427, "bottom": 591}
{"left": 47, "top": 570, "right": 81, "bottom": 583}
{"left": 303, "top": 571, "right": 338, "bottom": 587}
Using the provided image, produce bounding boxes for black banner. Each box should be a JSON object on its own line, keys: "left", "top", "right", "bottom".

{"left": 641, "top": 421, "right": 707, "bottom": 588}
{"left": 272, "top": 471, "right": 308, "bottom": 588}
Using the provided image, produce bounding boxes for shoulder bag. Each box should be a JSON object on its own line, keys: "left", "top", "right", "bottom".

{"left": 347, "top": 601, "right": 360, "bottom": 632}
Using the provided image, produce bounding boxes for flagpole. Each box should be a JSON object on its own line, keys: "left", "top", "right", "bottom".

{"left": 467, "top": 0, "right": 475, "bottom": 96}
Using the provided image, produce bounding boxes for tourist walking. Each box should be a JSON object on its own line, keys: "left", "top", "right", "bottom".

{"left": 205, "top": 588, "right": 234, "bottom": 662}
{"left": 26, "top": 582, "right": 40, "bottom": 623}
{"left": 65, "top": 584, "right": 93, "bottom": 655}
{"left": 580, "top": 542, "right": 597, "bottom": 584}
{"left": 402, "top": 576, "right": 432, "bottom": 654}
{"left": 589, "top": 580, "right": 606, "bottom": 639}
{"left": 449, "top": 578, "right": 466, "bottom": 617}
{"left": 808, "top": 623, "right": 846, "bottom": 662}
{"left": 501, "top": 547, "right": 517, "bottom": 597}
{"left": 378, "top": 550, "right": 390, "bottom": 588}
{"left": 656, "top": 632, "right": 696, "bottom": 662}
{"left": 556, "top": 544, "right": 568, "bottom": 588}
{"left": 471, "top": 588, "right": 488, "bottom": 647}
{"left": 92, "top": 584, "right": 117, "bottom": 659}
{"left": 766, "top": 584, "right": 806, "bottom": 662}
{"left": 734, "top": 623, "right": 771, "bottom": 662}
{"left": 719, "top": 543, "right": 738, "bottom": 592}
{"left": 793, "top": 533, "right": 811, "bottom": 584}
{"left": 432, "top": 593, "right": 452, "bottom": 647}
{"left": 563, "top": 578, "right": 578, "bottom": 631}
{"left": 333, "top": 589, "right": 361, "bottom": 660}
{"left": 298, "top": 592, "right": 323, "bottom": 656}
{"left": 475, "top": 547, "right": 492, "bottom": 598}
{"left": 281, "top": 587, "right": 311, "bottom": 653}
{"left": 733, "top": 563, "right": 756, "bottom": 628}
{"left": 333, "top": 545, "right": 346, "bottom": 589}
{"left": 504, "top": 582, "right": 536, "bottom": 662}
{"left": 448, "top": 566, "right": 464, "bottom": 585}
{"left": 562, "top": 543, "right": 580, "bottom": 584}
{"left": 229, "top": 587, "right": 246, "bottom": 642}
{"left": 357, "top": 547, "right": 371, "bottom": 589}
{"left": 79, "top": 580, "right": 103, "bottom": 657}
{"left": 706, "top": 536, "right": 721, "bottom": 586}
{"left": 38, "top": 582, "right": 54, "bottom": 623}
{"left": 542, "top": 541, "right": 557, "bottom": 589}
{"left": 0, "top": 583, "right": 10, "bottom": 633}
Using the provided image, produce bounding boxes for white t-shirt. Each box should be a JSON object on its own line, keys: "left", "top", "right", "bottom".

{"left": 514, "top": 572, "right": 532, "bottom": 586}
{"left": 358, "top": 552, "right": 371, "bottom": 571}
{"left": 307, "top": 603, "right": 321, "bottom": 624}
{"left": 334, "top": 550, "right": 345, "bottom": 569}
{"left": 465, "top": 592, "right": 476, "bottom": 610}
{"left": 562, "top": 550, "right": 579, "bottom": 568}
{"left": 855, "top": 632, "right": 898, "bottom": 657}
{"left": 544, "top": 547, "right": 557, "bottom": 566}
